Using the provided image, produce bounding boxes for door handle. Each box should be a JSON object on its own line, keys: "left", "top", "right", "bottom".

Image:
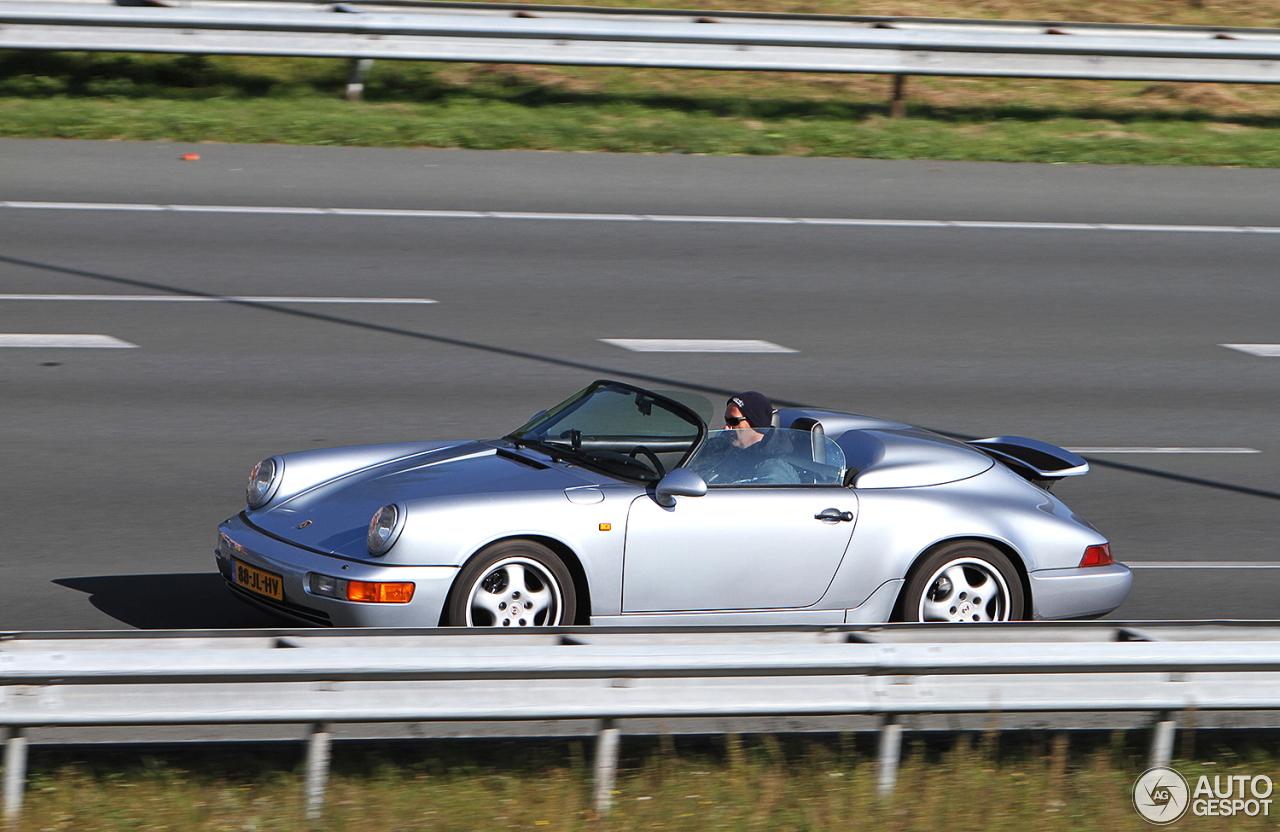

{"left": 815, "top": 509, "right": 854, "bottom": 523}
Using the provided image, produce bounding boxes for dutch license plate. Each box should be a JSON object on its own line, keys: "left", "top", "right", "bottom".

{"left": 234, "top": 559, "right": 284, "bottom": 601}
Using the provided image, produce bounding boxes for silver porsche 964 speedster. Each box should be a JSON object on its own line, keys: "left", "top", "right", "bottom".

{"left": 216, "top": 380, "right": 1131, "bottom": 627}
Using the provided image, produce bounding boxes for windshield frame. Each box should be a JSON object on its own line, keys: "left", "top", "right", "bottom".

{"left": 505, "top": 380, "right": 709, "bottom": 483}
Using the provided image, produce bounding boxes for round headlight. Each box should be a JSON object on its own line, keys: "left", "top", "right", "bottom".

{"left": 246, "top": 458, "right": 281, "bottom": 509}
{"left": 367, "top": 504, "right": 404, "bottom": 556}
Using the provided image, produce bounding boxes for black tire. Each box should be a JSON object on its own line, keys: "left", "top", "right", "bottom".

{"left": 899, "top": 541, "right": 1024, "bottom": 623}
{"left": 446, "top": 540, "right": 577, "bottom": 627}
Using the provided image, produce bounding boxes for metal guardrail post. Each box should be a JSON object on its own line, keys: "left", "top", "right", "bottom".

{"left": 1149, "top": 712, "right": 1177, "bottom": 769}
{"left": 877, "top": 714, "right": 902, "bottom": 795}
{"left": 3, "top": 728, "right": 27, "bottom": 826}
{"left": 305, "top": 722, "right": 331, "bottom": 820}
{"left": 346, "top": 58, "right": 375, "bottom": 102}
{"left": 890, "top": 74, "right": 908, "bottom": 118}
{"left": 1180, "top": 706, "right": 1198, "bottom": 760}
{"left": 592, "top": 718, "right": 621, "bottom": 814}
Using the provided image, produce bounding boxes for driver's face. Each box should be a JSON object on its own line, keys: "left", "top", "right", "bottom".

{"left": 724, "top": 405, "right": 757, "bottom": 448}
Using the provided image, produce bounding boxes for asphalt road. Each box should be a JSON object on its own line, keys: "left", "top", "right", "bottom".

{"left": 1, "top": 138, "right": 1278, "bottom": 630}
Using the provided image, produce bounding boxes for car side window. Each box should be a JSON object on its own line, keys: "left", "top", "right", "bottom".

{"left": 685, "top": 429, "right": 847, "bottom": 487}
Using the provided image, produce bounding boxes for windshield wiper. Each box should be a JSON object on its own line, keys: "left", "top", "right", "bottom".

{"left": 510, "top": 438, "right": 584, "bottom": 465}
{"left": 508, "top": 438, "right": 659, "bottom": 482}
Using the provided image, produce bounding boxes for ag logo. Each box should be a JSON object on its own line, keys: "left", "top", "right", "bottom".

{"left": 1134, "top": 766, "right": 1190, "bottom": 824}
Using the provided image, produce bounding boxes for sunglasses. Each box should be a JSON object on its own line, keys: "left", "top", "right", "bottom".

{"left": 724, "top": 415, "right": 748, "bottom": 426}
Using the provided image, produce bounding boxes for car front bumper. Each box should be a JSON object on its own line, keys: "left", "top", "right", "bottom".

{"left": 1028, "top": 563, "right": 1133, "bottom": 620}
{"left": 216, "top": 513, "right": 458, "bottom": 627}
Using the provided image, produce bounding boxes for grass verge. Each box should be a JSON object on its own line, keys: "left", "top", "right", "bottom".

{"left": 11, "top": 731, "right": 1280, "bottom": 831}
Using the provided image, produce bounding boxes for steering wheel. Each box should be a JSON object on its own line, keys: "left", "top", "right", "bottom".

{"left": 627, "top": 445, "right": 667, "bottom": 478}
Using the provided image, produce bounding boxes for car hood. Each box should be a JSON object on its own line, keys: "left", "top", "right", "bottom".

{"left": 247, "top": 441, "right": 600, "bottom": 557}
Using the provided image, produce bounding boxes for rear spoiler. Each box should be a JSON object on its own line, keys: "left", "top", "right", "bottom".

{"left": 967, "top": 436, "right": 1088, "bottom": 487}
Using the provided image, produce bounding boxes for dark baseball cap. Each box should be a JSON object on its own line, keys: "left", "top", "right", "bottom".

{"left": 727, "top": 391, "right": 773, "bottom": 430}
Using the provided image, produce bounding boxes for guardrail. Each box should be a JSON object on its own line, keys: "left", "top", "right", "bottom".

{"left": 2, "top": 0, "right": 1280, "bottom": 110}
{"left": 4, "top": 622, "right": 1280, "bottom": 820}
{"left": 45, "top": 0, "right": 1280, "bottom": 40}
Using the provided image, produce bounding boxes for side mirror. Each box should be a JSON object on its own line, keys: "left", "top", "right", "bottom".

{"left": 654, "top": 469, "right": 707, "bottom": 508}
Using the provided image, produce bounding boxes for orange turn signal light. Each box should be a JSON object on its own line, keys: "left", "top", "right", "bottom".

{"left": 1079, "top": 543, "right": 1113, "bottom": 568}
{"left": 346, "top": 580, "right": 415, "bottom": 603}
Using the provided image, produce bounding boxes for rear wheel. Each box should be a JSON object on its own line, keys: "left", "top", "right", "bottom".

{"left": 900, "top": 542, "right": 1024, "bottom": 622}
{"left": 447, "top": 541, "right": 576, "bottom": 627}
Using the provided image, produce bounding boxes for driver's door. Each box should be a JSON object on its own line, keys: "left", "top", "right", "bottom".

{"left": 621, "top": 487, "right": 857, "bottom": 612}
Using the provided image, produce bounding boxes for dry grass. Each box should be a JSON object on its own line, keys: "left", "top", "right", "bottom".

{"left": 10, "top": 733, "right": 1280, "bottom": 832}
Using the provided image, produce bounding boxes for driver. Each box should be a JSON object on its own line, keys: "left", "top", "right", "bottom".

{"left": 698, "top": 391, "right": 798, "bottom": 484}
{"left": 724, "top": 391, "right": 772, "bottom": 449}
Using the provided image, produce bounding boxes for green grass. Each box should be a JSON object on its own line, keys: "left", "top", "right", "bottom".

{"left": 3, "top": 0, "right": 1280, "bottom": 164}
{"left": 6, "top": 90, "right": 1280, "bottom": 165}
{"left": 10, "top": 732, "right": 1280, "bottom": 831}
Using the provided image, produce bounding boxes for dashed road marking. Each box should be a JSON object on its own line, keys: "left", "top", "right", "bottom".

{"left": 1221, "top": 344, "right": 1280, "bottom": 357}
{"left": 0, "top": 294, "right": 437, "bottom": 304}
{"left": 602, "top": 338, "right": 797, "bottom": 353}
{"left": 0, "top": 334, "right": 138, "bottom": 348}
{"left": 4, "top": 201, "right": 1280, "bottom": 234}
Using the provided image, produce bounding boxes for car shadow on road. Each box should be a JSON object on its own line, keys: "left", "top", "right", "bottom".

{"left": 53, "top": 573, "right": 285, "bottom": 629}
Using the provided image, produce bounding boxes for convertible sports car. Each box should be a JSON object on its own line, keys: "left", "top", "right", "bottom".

{"left": 216, "top": 380, "right": 1131, "bottom": 627}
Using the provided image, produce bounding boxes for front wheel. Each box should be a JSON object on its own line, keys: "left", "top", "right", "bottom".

{"left": 446, "top": 541, "right": 576, "bottom": 627}
{"left": 899, "top": 542, "right": 1024, "bottom": 623}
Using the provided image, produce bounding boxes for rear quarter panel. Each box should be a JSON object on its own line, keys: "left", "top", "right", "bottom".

{"left": 819, "top": 465, "right": 1107, "bottom": 614}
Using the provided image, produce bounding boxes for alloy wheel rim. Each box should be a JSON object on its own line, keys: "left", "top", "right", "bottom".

{"left": 465, "top": 556, "right": 563, "bottom": 627}
{"left": 918, "top": 556, "right": 1011, "bottom": 622}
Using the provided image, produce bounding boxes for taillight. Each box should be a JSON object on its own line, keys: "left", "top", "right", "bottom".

{"left": 1080, "top": 543, "right": 1113, "bottom": 567}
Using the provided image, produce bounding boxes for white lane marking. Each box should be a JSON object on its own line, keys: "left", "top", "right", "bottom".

{"left": 1066, "top": 447, "right": 1260, "bottom": 454}
{"left": 0, "top": 334, "right": 137, "bottom": 348}
{"left": 602, "top": 338, "right": 797, "bottom": 353}
{"left": 0, "top": 294, "right": 437, "bottom": 304}
{"left": 174, "top": 205, "right": 330, "bottom": 215}
{"left": 4, "top": 202, "right": 165, "bottom": 212}
{"left": 1126, "top": 562, "right": 1280, "bottom": 569}
{"left": 1222, "top": 344, "right": 1280, "bottom": 357}
{"left": 4, "top": 201, "right": 1280, "bottom": 234}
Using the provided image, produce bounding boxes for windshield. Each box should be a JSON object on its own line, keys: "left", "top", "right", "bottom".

{"left": 507, "top": 381, "right": 709, "bottom": 482}
{"left": 685, "top": 429, "right": 848, "bottom": 487}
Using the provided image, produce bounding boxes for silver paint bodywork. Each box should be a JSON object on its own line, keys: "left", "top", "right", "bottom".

{"left": 216, "top": 386, "right": 1131, "bottom": 627}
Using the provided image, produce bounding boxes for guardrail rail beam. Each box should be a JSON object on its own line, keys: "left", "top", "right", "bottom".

{"left": 3, "top": 2, "right": 1280, "bottom": 91}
